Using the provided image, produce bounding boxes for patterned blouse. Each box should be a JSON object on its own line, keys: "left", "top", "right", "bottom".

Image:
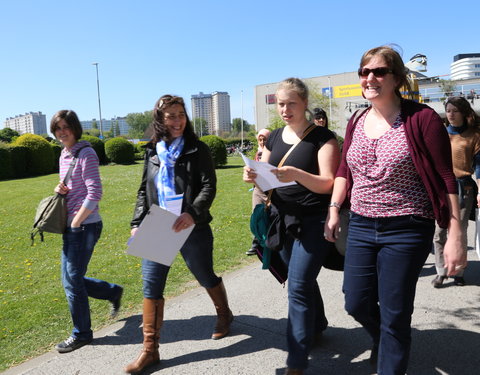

{"left": 346, "top": 109, "right": 434, "bottom": 218}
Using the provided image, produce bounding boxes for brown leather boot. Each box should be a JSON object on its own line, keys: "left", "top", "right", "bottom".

{"left": 284, "top": 369, "right": 304, "bottom": 375}
{"left": 206, "top": 280, "right": 233, "bottom": 340}
{"left": 124, "top": 298, "right": 164, "bottom": 374}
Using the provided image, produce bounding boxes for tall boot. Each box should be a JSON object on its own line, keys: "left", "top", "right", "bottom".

{"left": 124, "top": 298, "right": 164, "bottom": 374}
{"left": 206, "top": 280, "right": 233, "bottom": 340}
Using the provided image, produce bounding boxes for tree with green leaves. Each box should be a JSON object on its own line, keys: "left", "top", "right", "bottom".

{"left": 126, "top": 111, "right": 153, "bottom": 138}
{"left": 231, "top": 118, "right": 250, "bottom": 134}
{"left": 114, "top": 121, "right": 121, "bottom": 137}
{"left": 0, "top": 127, "right": 20, "bottom": 143}
{"left": 192, "top": 117, "right": 209, "bottom": 136}
{"left": 84, "top": 128, "right": 101, "bottom": 137}
{"left": 438, "top": 79, "right": 457, "bottom": 98}
{"left": 92, "top": 120, "right": 98, "bottom": 129}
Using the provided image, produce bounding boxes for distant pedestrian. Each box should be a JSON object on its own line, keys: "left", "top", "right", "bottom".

{"left": 325, "top": 45, "right": 465, "bottom": 375}
{"left": 125, "top": 95, "right": 233, "bottom": 374}
{"left": 313, "top": 107, "right": 329, "bottom": 128}
{"left": 432, "top": 96, "right": 480, "bottom": 288}
{"left": 246, "top": 128, "right": 271, "bottom": 256}
{"left": 50, "top": 110, "right": 123, "bottom": 354}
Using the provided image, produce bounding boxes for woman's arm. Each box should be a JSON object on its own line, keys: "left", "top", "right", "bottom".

{"left": 324, "top": 176, "right": 348, "bottom": 242}
{"left": 443, "top": 193, "right": 467, "bottom": 275}
{"left": 274, "top": 138, "right": 340, "bottom": 194}
{"left": 131, "top": 149, "right": 150, "bottom": 229}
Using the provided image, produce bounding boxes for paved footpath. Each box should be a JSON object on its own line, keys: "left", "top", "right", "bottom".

{"left": 4, "top": 226, "right": 480, "bottom": 375}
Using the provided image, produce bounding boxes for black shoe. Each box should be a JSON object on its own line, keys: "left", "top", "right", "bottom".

{"left": 245, "top": 247, "right": 257, "bottom": 256}
{"left": 453, "top": 276, "right": 466, "bottom": 286}
{"left": 110, "top": 286, "right": 123, "bottom": 318}
{"left": 55, "top": 336, "right": 92, "bottom": 353}
{"left": 432, "top": 275, "right": 447, "bottom": 288}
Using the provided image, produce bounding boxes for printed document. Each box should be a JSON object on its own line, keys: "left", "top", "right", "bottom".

{"left": 241, "top": 153, "right": 296, "bottom": 191}
{"left": 127, "top": 204, "right": 194, "bottom": 266}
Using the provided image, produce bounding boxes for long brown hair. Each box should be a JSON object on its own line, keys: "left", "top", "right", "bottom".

{"left": 444, "top": 96, "right": 480, "bottom": 128}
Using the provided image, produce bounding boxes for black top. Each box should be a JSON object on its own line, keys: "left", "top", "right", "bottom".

{"left": 266, "top": 125, "right": 336, "bottom": 214}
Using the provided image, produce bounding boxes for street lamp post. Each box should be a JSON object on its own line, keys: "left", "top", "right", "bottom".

{"left": 327, "top": 76, "right": 332, "bottom": 123}
{"left": 240, "top": 90, "right": 244, "bottom": 150}
{"left": 92, "top": 62, "right": 103, "bottom": 138}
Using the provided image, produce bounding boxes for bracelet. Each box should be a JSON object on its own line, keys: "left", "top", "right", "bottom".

{"left": 329, "top": 202, "right": 341, "bottom": 209}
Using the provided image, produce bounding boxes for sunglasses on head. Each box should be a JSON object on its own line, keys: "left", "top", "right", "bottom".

{"left": 358, "top": 67, "right": 393, "bottom": 78}
{"left": 157, "top": 95, "right": 185, "bottom": 109}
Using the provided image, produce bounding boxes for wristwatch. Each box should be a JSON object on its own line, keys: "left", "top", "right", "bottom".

{"left": 329, "top": 202, "right": 341, "bottom": 209}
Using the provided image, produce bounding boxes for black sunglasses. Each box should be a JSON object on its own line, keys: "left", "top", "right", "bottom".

{"left": 358, "top": 67, "right": 393, "bottom": 78}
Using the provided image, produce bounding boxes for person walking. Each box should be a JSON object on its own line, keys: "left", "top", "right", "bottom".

{"left": 51, "top": 110, "right": 123, "bottom": 353}
{"left": 324, "top": 45, "right": 465, "bottom": 375}
{"left": 432, "top": 96, "right": 480, "bottom": 288}
{"left": 125, "top": 95, "right": 233, "bottom": 374}
{"left": 244, "top": 78, "right": 340, "bottom": 375}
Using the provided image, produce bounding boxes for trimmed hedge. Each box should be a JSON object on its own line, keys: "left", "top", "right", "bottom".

{"left": 13, "top": 134, "right": 54, "bottom": 175}
{"left": 0, "top": 143, "right": 13, "bottom": 180}
{"left": 200, "top": 135, "right": 227, "bottom": 168}
{"left": 105, "top": 137, "right": 135, "bottom": 164}
{"left": 50, "top": 142, "right": 61, "bottom": 172}
{"left": 10, "top": 145, "right": 28, "bottom": 178}
{"left": 81, "top": 135, "right": 107, "bottom": 165}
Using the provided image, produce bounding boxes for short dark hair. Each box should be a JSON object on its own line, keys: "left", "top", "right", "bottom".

{"left": 50, "top": 110, "right": 83, "bottom": 140}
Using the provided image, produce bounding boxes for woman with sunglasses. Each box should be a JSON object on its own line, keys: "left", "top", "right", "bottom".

{"left": 324, "top": 45, "right": 465, "bottom": 374}
{"left": 125, "top": 95, "right": 233, "bottom": 374}
{"left": 432, "top": 96, "right": 480, "bottom": 288}
{"left": 244, "top": 78, "right": 340, "bottom": 374}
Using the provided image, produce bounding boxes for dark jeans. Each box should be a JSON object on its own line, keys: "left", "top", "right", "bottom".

{"left": 142, "top": 225, "right": 221, "bottom": 299}
{"left": 344, "top": 213, "right": 434, "bottom": 375}
{"left": 61, "top": 222, "right": 122, "bottom": 341}
{"left": 279, "top": 214, "right": 331, "bottom": 370}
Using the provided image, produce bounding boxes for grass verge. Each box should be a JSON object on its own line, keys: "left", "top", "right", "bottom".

{"left": 0, "top": 156, "right": 255, "bottom": 370}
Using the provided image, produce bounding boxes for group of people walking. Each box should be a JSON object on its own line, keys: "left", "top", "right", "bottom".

{"left": 48, "top": 44, "right": 476, "bottom": 375}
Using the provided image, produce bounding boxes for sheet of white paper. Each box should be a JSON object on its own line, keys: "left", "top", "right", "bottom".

{"left": 165, "top": 193, "right": 183, "bottom": 216}
{"left": 241, "top": 153, "right": 296, "bottom": 191}
{"left": 127, "top": 204, "right": 194, "bottom": 266}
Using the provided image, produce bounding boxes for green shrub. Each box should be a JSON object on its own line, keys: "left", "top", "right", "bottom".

{"left": 0, "top": 143, "right": 13, "bottom": 180}
{"left": 81, "top": 135, "right": 107, "bottom": 164}
{"left": 50, "top": 143, "right": 61, "bottom": 172}
{"left": 9, "top": 145, "right": 28, "bottom": 178}
{"left": 104, "top": 137, "right": 135, "bottom": 164}
{"left": 200, "top": 135, "right": 227, "bottom": 168}
{"left": 13, "top": 134, "right": 54, "bottom": 176}
{"left": 133, "top": 141, "right": 148, "bottom": 160}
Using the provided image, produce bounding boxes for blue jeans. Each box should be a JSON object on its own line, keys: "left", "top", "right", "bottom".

{"left": 344, "top": 213, "right": 434, "bottom": 375}
{"left": 61, "top": 222, "right": 122, "bottom": 341}
{"left": 279, "top": 214, "right": 331, "bottom": 370}
{"left": 142, "top": 225, "right": 221, "bottom": 299}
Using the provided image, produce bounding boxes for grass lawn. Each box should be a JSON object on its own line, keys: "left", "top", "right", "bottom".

{"left": 0, "top": 156, "right": 256, "bottom": 371}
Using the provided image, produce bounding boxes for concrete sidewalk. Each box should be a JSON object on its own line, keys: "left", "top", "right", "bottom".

{"left": 4, "top": 233, "right": 480, "bottom": 374}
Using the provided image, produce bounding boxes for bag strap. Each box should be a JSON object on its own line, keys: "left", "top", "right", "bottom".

{"left": 62, "top": 145, "right": 90, "bottom": 185}
{"left": 265, "top": 124, "right": 316, "bottom": 206}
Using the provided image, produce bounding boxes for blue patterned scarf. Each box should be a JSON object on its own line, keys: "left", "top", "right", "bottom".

{"left": 156, "top": 137, "right": 184, "bottom": 209}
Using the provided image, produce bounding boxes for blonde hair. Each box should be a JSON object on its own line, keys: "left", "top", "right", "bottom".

{"left": 276, "top": 77, "right": 309, "bottom": 102}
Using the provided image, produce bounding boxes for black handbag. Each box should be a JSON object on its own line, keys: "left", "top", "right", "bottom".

{"left": 31, "top": 146, "right": 89, "bottom": 244}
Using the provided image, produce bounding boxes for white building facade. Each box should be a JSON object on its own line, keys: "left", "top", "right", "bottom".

{"left": 450, "top": 54, "right": 480, "bottom": 80}
{"left": 81, "top": 116, "right": 129, "bottom": 136}
{"left": 191, "top": 91, "right": 231, "bottom": 135}
{"left": 4, "top": 112, "right": 47, "bottom": 135}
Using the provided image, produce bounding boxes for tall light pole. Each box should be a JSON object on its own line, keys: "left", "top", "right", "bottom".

{"left": 92, "top": 62, "right": 103, "bottom": 138}
{"left": 240, "top": 90, "right": 244, "bottom": 150}
{"left": 327, "top": 76, "right": 332, "bottom": 123}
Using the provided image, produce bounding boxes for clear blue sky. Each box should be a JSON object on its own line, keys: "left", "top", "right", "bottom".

{"left": 1, "top": 0, "right": 479, "bottom": 130}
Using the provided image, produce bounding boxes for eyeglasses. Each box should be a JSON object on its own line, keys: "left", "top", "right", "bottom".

{"left": 358, "top": 67, "right": 393, "bottom": 78}
{"left": 157, "top": 95, "right": 185, "bottom": 109}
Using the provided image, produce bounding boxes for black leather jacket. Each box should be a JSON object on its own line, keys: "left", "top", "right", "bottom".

{"left": 131, "top": 138, "right": 216, "bottom": 228}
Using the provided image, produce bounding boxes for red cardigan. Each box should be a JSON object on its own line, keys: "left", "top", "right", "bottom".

{"left": 337, "top": 99, "right": 457, "bottom": 228}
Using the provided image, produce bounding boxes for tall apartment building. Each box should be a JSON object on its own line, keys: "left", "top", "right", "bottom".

{"left": 451, "top": 54, "right": 480, "bottom": 80}
{"left": 191, "top": 91, "right": 231, "bottom": 135}
{"left": 81, "top": 116, "right": 129, "bottom": 136}
{"left": 4, "top": 111, "right": 47, "bottom": 135}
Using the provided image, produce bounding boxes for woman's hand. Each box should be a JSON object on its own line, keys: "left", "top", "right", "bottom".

{"left": 173, "top": 212, "right": 195, "bottom": 232}
{"left": 272, "top": 166, "right": 298, "bottom": 183}
{"left": 443, "top": 234, "right": 467, "bottom": 276}
{"left": 131, "top": 227, "right": 139, "bottom": 237}
{"left": 54, "top": 181, "right": 69, "bottom": 195}
{"left": 243, "top": 166, "right": 257, "bottom": 184}
{"left": 324, "top": 209, "right": 340, "bottom": 243}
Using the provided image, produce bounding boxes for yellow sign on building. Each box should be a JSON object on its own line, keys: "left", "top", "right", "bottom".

{"left": 333, "top": 84, "right": 362, "bottom": 98}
